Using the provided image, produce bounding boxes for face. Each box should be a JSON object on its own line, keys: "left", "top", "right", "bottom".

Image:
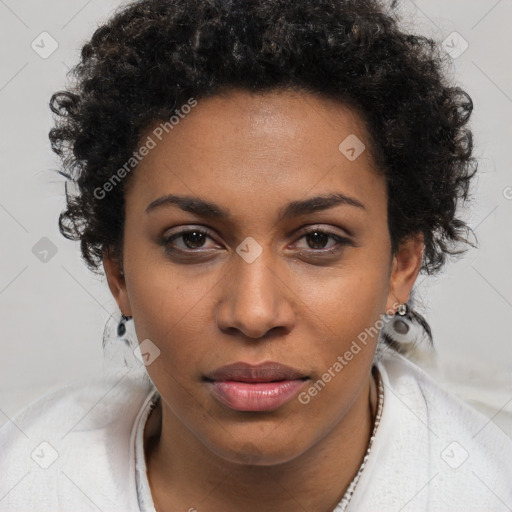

{"left": 105, "top": 88, "right": 422, "bottom": 466}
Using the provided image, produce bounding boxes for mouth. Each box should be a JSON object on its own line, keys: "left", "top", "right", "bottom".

{"left": 203, "top": 361, "right": 310, "bottom": 412}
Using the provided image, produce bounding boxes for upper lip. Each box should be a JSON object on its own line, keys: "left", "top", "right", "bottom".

{"left": 204, "top": 362, "right": 309, "bottom": 383}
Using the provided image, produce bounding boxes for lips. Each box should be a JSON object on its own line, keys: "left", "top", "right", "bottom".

{"left": 204, "top": 361, "right": 309, "bottom": 412}
{"left": 205, "top": 361, "right": 308, "bottom": 382}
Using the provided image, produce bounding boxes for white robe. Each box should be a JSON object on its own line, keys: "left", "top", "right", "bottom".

{"left": 1, "top": 349, "right": 511, "bottom": 511}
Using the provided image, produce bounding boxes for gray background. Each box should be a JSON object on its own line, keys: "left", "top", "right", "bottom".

{"left": 1, "top": 0, "right": 511, "bottom": 432}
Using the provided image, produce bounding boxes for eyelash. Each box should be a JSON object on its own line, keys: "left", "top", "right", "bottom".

{"left": 161, "top": 226, "right": 352, "bottom": 256}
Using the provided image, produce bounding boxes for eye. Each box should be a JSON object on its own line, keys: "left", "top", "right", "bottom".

{"left": 161, "top": 225, "right": 352, "bottom": 256}
{"left": 293, "top": 227, "right": 352, "bottom": 253}
{"left": 161, "top": 227, "right": 220, "bottom": 252}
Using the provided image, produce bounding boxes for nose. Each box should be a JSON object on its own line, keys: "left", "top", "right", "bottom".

{"left": 215, "top": 248, "right": 296, "bottom": 339}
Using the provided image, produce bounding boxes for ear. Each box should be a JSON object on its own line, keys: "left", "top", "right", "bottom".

{"left": 385, "top": 232, "right": 424, "bottom": 314}
{"left": 103, "top": 247, "right": 132, "bottom": 317}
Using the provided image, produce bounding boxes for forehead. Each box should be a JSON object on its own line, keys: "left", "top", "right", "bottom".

{"left": 125, "top": 89, "right": 386, "bottom": 219}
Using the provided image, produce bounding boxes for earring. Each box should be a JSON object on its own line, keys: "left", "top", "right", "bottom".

{"left": 117, "top": 313, "right": 133, "bottom": 337}
{"left": 393, "top": 303, "right": 410, "bottom": 334}
{"left": 397, "top": 303, "right": 408, "bottom": 316}
{"left": 103, "top": 311, "right": 141, "bottom": 371}
{"left": 378, "top": 301, "right": 415, "bottom": 354}
{"left": 379, "top": 298, "right": 434, "bottom": 357}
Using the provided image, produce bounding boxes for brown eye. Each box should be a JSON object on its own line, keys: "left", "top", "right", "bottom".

{"left": 162, "top": 228, "right": 219, "bottom": 252}
{"left": 294, "top": 228, "right": 352, "bottom": 253}
{"left": 180, "top": 231, "right": 207, "bottom": 249}
{"left": 304, "top": 231, "right": 331, "bottom": 249}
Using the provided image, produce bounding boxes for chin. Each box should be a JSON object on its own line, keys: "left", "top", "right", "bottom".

{"left": 201, "top": 428, "right": 311, "bottom": 467}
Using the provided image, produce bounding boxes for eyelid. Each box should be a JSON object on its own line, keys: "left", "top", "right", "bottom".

{"left": 162, "top": 224, "right": 349, "bottom": 242}
{"left": 162, "top": 225, "right": 216, "bottom": 239}
{"left": 293, "top": 224, "right": 352, "bottom": 240}
{"left": 161, "top": 224, "right": 352, "bottom": 255}
{"left": 289, "top": 226, "right": 353, "bottom": 253}
{"left": 161, "top": 226, "right": 221, "bottom": 250}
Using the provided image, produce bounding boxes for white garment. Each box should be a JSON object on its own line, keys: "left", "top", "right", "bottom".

{"left": 1, "top": 350, "right": 511, "bottom": 512}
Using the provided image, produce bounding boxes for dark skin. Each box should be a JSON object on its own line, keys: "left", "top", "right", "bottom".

{"left": 104, "top": 89, "right": 423, "bottom": 512}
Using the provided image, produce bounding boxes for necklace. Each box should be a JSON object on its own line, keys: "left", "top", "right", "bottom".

{"left": 335, "top": 368, "right": 385, "bottom": 511}
{"left": 147, "top": 370, "right": 385, "bottom": 512}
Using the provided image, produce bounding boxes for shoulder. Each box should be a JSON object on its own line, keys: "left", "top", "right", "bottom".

{"left": 0, "top": 367, "right": 156, "bottom": 512}
{"left": 364, "top": 348, "right": 512, "bottom": 511}
{"left": 380, "top": 349, "right": 512, "bottom": 453}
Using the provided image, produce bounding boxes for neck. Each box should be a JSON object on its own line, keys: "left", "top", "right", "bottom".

{"left": 144, "top": 369, "right": 379, "bottom": 512}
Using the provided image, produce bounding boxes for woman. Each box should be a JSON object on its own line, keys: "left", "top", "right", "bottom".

{"left": 1, "top": 0, "right": 511, "bottom": 510}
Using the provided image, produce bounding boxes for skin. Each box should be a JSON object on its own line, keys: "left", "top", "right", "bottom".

{"left": 104, "top": 88, "right": 423, "bottom": 512}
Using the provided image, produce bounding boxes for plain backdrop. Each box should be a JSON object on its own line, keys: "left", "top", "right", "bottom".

{"left": 1, "top": 0, "right": 511, "bottom": 433}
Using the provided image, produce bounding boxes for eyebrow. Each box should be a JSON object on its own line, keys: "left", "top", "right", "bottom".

{"left": 145, "top": 192, "right": 366, "bottom": 220}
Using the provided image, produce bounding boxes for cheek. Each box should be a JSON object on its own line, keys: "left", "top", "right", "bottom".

{"left": 125, "top": 262, "right": 214, "bottom": 372}
{"left": 126, "top": 271, "right": 214, "bottom": 422}
{"left": 123, "top": 219, "right": 215, "bottom": 339}
{"left": 293, "top": 249, "right": 390, "bottom": 395}
{"left": 300, "top": 255, "right": 390, "bottom": 338}
{"left": 292, "top": 269, "right": 387, "bottom": 426}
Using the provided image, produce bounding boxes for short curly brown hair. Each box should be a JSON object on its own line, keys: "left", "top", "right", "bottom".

{"left": 49, "top": 0, "right": 478, "bottom": 278}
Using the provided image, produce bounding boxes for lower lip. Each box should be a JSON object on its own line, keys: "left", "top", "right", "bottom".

{"left": 208, "top": 379, "right": 307, "bottom": 411}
